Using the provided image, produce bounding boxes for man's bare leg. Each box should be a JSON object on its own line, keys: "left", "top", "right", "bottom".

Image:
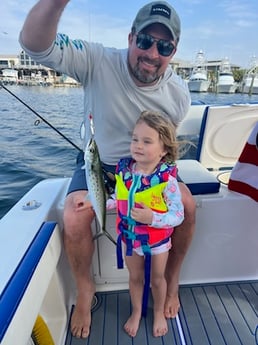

{"left": 63, "top": 190, "right": 95, "bottom": 338}
{"left": 165, "top": 183, "right": 196, "bottom": 318}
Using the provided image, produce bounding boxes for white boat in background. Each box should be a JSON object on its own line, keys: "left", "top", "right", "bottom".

{"left": 0, "top": 103, "right": 257, "bottom": 345}
{"left": 0, "top": 69, "right": 18, "bottom": 85}
{"left": 188, "top": 50, "right": 210, "bottom": 92}
{"left": 216, "top": 57, "right": 237, "bottom": 93}
{"left": 242, "top": 56, "right": 258, "bottom": 94}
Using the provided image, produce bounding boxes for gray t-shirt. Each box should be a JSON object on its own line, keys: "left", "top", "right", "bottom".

{"left": 20, "top": 33, "right": 191, "bottom": 165}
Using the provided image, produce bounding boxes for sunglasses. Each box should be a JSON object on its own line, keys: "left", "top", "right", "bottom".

{"left": 135, "top": 33, "right": 175, "bottom": 57}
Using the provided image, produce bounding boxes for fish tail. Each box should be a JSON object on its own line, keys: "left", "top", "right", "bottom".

{"left": 93, "top": 229, "right": 117, "bottom": 246}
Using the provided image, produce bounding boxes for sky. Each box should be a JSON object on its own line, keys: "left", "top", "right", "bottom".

{"left": 1, "top": 0, "right": 258, "bottom": 68}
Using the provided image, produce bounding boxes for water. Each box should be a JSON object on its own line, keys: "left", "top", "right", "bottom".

{"left": 1, "top": 85, "right": 258, "bottom": 219}
{"left": 0, "top": 85, "right": 84, "bottom": 218}
{"left": 190, "top": 92, "right": 258, "bottom": 105}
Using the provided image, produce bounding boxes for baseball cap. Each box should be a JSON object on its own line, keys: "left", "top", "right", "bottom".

{"left": 132, "top": 1, "right": 181, "bottom": 42}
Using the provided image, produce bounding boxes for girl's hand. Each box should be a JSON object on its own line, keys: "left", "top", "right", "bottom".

{"left": 131, "top": 203, "right": 153, "bottom": 225}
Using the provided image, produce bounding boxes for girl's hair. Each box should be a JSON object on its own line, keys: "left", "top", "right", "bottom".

{"left": 135, "top": 110, "right": 178, "bottom": 162}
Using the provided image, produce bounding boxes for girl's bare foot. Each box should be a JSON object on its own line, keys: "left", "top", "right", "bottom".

{"left": 153, "top": 311, "right": 168, "bottom": 337}
{"left": 71, "top": 288, "right": 95, "bottom": 338}
{"left": 124, "top": 311, "right": 141, "bottom": 337}
{"left": 164, "top": 293, "right": 180, "bottom": 318}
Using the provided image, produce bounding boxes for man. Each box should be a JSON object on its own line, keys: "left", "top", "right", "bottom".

{"left": 20, "top": 0, "right": 195, "bottom": 338}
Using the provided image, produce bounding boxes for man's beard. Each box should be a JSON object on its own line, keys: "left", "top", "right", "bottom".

{"left": 129, "top": 57, "right": 161, "bottom": 84}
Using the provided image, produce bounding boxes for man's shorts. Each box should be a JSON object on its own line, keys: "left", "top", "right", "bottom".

{"left": 67, "top": 151, "right": 117, "bottom": 195}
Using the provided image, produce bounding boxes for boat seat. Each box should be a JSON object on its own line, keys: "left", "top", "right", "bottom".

{"left": 0, "top": 221, "right": 57, "bottom": 342}
{"left": 177, "top": 159, "right": 220, "bottom": 195}
{"left": 196, "top": 104, "right": 258, "bottom": 171}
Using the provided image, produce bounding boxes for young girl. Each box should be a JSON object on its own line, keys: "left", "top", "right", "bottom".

{"left": 109, "top": 110, "right": 184, "bottom": 337}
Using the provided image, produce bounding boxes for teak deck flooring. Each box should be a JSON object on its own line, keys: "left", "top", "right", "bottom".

{"left": 65, "top": 281, "right": 258, "bottom": 345}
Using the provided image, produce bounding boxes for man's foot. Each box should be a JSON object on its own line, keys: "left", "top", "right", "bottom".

{"left": 71, "top": 290, "right": 95, "bottom": 338}
{"left": 153, "top": 311, "right": 168, "bottom": 337}
{"left": 124, "top": 311, "right": 141, "bottom": 337}
{"left": 164, "top": 293, "right": 180, "bottom": 318}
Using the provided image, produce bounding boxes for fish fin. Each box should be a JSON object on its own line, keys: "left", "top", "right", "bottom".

{"left": 93, "top": 230, "right": 117, "bottom": 246}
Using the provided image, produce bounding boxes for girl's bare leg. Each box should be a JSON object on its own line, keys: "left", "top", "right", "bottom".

{"left": 151, "top": 252, "right": 169, "bottom": 337}
{"left": 124, "top": 252, "right": 144, "bottom": 337}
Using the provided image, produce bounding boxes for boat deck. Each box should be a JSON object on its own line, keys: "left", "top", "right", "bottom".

{"left": 65, "top": 280, "right": 258, "bottom": 345}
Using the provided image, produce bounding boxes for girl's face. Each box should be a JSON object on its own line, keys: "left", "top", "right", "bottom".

{"left": 130, "top": 121, "right": 167, "bottom": 173}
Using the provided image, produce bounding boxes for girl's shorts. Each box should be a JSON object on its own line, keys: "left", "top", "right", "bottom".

{"left": 133, "top": 238, "right": 172, "bottom": 256}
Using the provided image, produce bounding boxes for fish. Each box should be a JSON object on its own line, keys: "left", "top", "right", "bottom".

{"left": 83, "top": 116, "right": 117, "bottom": 245}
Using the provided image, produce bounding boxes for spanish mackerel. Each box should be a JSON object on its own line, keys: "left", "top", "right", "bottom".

{"left": 84, "top": 115, "right": 117, "bottom": 245}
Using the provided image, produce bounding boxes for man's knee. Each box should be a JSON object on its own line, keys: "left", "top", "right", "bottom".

{"left": 63, "top": 190, "right": 94, "bottom": 236}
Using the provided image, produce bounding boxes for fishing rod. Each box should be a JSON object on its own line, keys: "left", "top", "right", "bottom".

{"left": 0, "top": 81, "right": 82, "bottom": 152}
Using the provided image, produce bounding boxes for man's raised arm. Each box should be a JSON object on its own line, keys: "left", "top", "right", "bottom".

{"left": 20, "top": 0, "right": 70, "bottom": 52}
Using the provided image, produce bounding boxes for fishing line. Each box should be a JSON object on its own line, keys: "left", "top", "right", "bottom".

{"left": 0, "top": 81, "right": 82, "bottom": 152}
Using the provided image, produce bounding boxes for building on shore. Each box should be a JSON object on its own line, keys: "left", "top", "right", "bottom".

{"left": 0, "top": 52, "right": 80, "bottom": 86}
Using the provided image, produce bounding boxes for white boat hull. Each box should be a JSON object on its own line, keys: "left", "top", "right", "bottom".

{"left": 217, "top": 84, "right": 237, "bottom": 93}
{"left": 0, "top": 103, "right": 257, "bottom": 345}
{"left": 217, "top": 76, "right": 237, "bottom": 93}
{"left": 242, "top": 75, "right": 258, "bottom": 94}
{"left": 188, "top": 51, "right": 210, "bottom": 92}
{"left": 242, "top": 56, "right": 258, "bottom": 94}
{"left": 188, "top": 79, "right": 210, "bottom": 92}
{"left": 217, "top": 59, "right": 237, "bottom": 93}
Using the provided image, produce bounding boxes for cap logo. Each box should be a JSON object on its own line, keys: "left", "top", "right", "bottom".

{"left": 150, "top": 4, "right": 171, "bottom": 19}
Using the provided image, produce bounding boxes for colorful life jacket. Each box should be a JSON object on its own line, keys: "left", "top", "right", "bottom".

{"left": 115, "top": 157, "right": 177, "bottom": 317}
{"left": 115, "top": 158, "right": 176, "bottom": 250}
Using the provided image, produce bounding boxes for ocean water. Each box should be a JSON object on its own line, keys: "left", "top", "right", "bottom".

{"left": 0, "top": 85, "right": 84, "bottom": 218}
{"left": 1, "top": 84, "right": 258, "bottom": 219}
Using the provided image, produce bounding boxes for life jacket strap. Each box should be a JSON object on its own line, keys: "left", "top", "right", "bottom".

{"left": 116, "top": 233, "right": 124, "bottom": 269}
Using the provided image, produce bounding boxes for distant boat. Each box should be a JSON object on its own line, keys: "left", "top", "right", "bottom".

{"left": 0, "top": 68, "right": 18, "bottom": 85}
{"left": 216, "top": 57, "right": 237, "bottom": 94}
{"left": 188, "top": 50, "right": 210, "bottom": 92}
{"left": 242, "top": 55, "right": 258, "bottom": 94}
